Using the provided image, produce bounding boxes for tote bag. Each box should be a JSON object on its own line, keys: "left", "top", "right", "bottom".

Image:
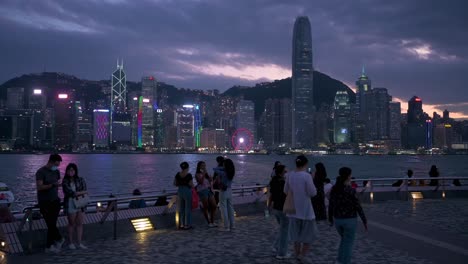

{"left": 283, "top": 189, "right": 295, "bottom": 215}
{"left": 73, "top": 194, "right": 90, "bottom": 209}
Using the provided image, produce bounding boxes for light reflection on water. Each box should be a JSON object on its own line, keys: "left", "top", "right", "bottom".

{"left": 1, "top": 154, "right": 467, "bottom": 209}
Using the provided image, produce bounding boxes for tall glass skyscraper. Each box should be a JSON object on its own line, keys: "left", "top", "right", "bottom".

{"left": 110, "top": 60, "right": 127, "bottom": 144}
{"left": 355, "top": 67, "right": 371, "bottom": 118}
{"left": 292, "top": 16, "right": 314, "bottom": 148}
{"left": 334, "top": 91, "right": 351, "bottom": 144}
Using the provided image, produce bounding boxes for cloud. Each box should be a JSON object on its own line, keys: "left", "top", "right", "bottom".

{"left": 0, "top": 0, "right": 467, "bottom": 116}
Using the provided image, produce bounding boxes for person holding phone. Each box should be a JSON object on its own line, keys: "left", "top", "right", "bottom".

{"left": 35, "top": 154, "right": 65, "bottom": 253}
{"left": 328, "top": 167, "right": 367, "bottom": 264}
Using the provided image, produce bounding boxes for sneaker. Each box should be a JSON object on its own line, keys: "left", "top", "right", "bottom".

{"left": 45, "top": 245, "right": 60, "bottom": 253}
{"left": 68, "top": 244, "right": 76, "bottom": 250}
{"left": 55, "top": 238, "right": 65, "bottom": 249}
{"left": 275, "top": 254, "right": 292, "bottom": 260}
{"left": 78, "top": 243, "right": 88, "bottom": 249}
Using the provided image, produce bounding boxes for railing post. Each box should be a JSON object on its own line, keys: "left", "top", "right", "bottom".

{"left": 113, "top": 199, "right": 117, "bottom": 240}
{"left": 405, "top": 179, "right": 409, "bottom": 201}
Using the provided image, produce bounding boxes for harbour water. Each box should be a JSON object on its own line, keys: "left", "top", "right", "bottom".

{"left": 1, "top": 154, "right": 467, "bottom": 207}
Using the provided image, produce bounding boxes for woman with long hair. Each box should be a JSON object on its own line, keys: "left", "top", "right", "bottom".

{"left": 195, "top": 161, "right": 217, "bottom": 227}
{"left": 328, "top": 167, "right": 367, "bottom": 264}
{"left": 62, "top": 163, "right": 88, "bottom": 250}
{"left": 174, "top": 161, "right": 194, "bottom": 230}
{"left": 218, "top": 158, "right": 235, "bottom": 231}
{"left": 284, "top": 155, "right": 318, "bottom": 261}
{"left": 311, "top": 162, "right": 327, "bottom": 221}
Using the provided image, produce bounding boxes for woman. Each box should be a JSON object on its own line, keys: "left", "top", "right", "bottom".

{"left": 311, "top": 162, "right": 327, "bottom": 221}
{"left": 284, "top": 155, "right": 317, "bottom": 261}
{"left": 271, "top": 161, "right": 281, "bottom": 178}
{"left": 268, "top": 164, "right": 290, "bottom": 259}
{"left": 328, "top": 167, "right": 368, "bottom": 264}
{"left": 195, "top": 161, "right": 217, "bottom": 227}
{"left": 429, "top": 165, "right": 439, "bottom": 186}
{"left": 218, "top": 158, "right": 235, "bottom": 231}
{"left": 62, "top": 163, "right": 88, "bottom": 250}
{"left": 174, "top": 162, "right": 194, "bottom": 230}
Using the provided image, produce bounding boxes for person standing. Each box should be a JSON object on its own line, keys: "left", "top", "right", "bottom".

{"left": 271, "top": 161, "right": 281, "bottom": 178}
{"left": 218, "top": 158, "right": 235, "bottom": 231}
{"left": 311, "top": 162, "right": 327, "bottom": 221}
{"left": 35, "top": 154, "right": 64, "bottom": 253}
{"left": 62, "top": 163, "right": 88, "bottom": 250}
{"left": 268, "top": 164, "right": 290, "bottom": 259}
{"left": 328, "top": 167, "right": 368, "bottom": 264}
{"left": 195, "top": 161, "right": 217, "bottom": 227}
{"left": 284, "top": 155, "right": 318, "bottom": 261}
{"left": 429, "top": 165, "right": 440, "bottom": 186}
{"left": 212, "top": 156, "right": 224, "bottom": 205}
{"left": 174, "top": 162, "right": 194, "bottom": 230}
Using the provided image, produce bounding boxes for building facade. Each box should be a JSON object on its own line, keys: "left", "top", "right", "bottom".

{"left": 333, "top": 91, "right": 351, "bottom": 144}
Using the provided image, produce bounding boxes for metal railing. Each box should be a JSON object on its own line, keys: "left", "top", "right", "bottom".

{"left": 15, "top": 184, "right": 269, "bottom": 241}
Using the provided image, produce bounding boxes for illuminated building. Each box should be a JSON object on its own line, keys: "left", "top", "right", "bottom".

{"left": 263, "top": 98, "right": 292, "bottom": 148}
{"left": 292, "top": 16, "right": 314, "bottom": 148}
{"left": 110, "top": 59, "right": 127, "bottom": 143}
{"left": 29, "top": 89, "right": 46, "bottom": 110}
{"left": 93, "top": 109, "right": 110, "bottom": 148}
{"left": 355, "top": 67, "right": 371, "bottom": 118}
{"left": 366, "top": 88, "right": 391, "bottom": 140}
{"left": 54, "top": 93, "right": 74, "bottom": 149}
{"left": 334, "top": 91, "right": 351, "bottom": 144}
{"left": 405, "top": 96, "right": 426, "bottom": 149}
{"left": 177, "top": 105, "right": 195, "bottom": 149}
{"left": 236, "top": 100, "right": 255, "bottom": 141}
{"left": 141, "top": 76, "right": 157, "bottom": 146}
{"left": 426, "top": 120, "right": 433, "bottom": 149}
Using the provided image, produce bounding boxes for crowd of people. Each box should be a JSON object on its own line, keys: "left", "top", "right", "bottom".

{"left": 268, "top": 156, "right": 367, "bottom": 263}
{"left": 26, "top": 153, "right": 461, "bottom": 261}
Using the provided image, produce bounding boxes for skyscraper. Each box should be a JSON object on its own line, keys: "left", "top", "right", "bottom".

{"left": 355, "top": 67, "right": 371, "bottom": 117}
{"left": 406, "top": 96, "right": 426, "bottom": 149}
{"left": 54, "top": 92, "right": 74, "bottom": 149}
{"left": 264, "top": 98, "right": 292, "bottom": 148}
{"left": 93, "top": 109, "right": 110, "bottom": 148}
{"left": 110, "top": 60, "right": 127, "bottom": 143}
{"left": 366, "top": 88, "right": 391, "bottom": 140}
{"left": 177, "top": 105, "right": 195, "bottom": 149}
{"left": 292, "top": 16, "right": 314, "bottom": 148}
{"left": 389, "top": 102, "right": 402, "bottom": 141}
{"left": 407, "top": 96, "right": 423, "bottom": 123}
{"left": 141, "top": 76, "right": 157, "bottom": 146}
{"left": 236, "top": 100, "right": 256, "bottom": 139}
{"left": 29, "top": 89, "right": 46, "bottom": 110}
{"left": 334, "top": 91, "right": 351, "bottom": 144}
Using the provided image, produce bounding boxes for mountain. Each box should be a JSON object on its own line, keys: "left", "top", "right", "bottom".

{"left": 0, "top": 71, "right": 354, "bottom": 119}
{"left": 223, "top": 71, "right": 355, "bottom": 119}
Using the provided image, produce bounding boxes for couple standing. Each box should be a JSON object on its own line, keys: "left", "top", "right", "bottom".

{"left": 35, "top": 154, "right": 88, "bottom": 253}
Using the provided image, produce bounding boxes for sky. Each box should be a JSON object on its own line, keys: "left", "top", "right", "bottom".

{"left": 0, "top": 0, "right": 467, "bottom": 118}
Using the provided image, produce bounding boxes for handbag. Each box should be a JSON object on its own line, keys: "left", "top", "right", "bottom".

{"left": 283, "top": 189, "right": 296, "bottom": 215}
{"left": 191, "top": 188, "right": 199, "bottom": 210}
{"left": 73, "top": 194, "right": 90, "bottom": 209}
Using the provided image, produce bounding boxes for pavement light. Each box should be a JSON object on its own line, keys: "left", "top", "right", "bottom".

{"left": 411, "top": 192, "right": 423, "bottom": 199}
{"left": 131, "top": 218, "right": 154, "bottom": 232}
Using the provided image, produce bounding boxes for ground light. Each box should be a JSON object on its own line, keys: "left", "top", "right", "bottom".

{"left": 370, "top": 192, "right": 374, "bottom": 202}
{"left": 411, "top": 192, "right": 424, "bottom": 199}
{"left": 131, "top": 218, "right": 154, "bottom": 232}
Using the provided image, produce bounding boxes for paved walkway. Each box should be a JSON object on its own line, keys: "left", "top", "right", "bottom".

{"left": 3, "top": 199, "right": 468, "bottom": 264}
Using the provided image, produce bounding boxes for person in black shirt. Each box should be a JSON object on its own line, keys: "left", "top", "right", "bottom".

{"left": 311, "top": 162, "right": 327, "bottom": 221}
{"left": 329, "top": 167, "right": 367, "bottom": 264}
{"left": 174, "top": 162, "right": 194, "bottom": 230}
{"left": 35, "top": 154, "right": 64, "bottom": 253}
{"left": 429, "top": 165, "right": 439, "bottom": 186}
{"left": 268, "top": 165, "right": 290, "bottom": 259}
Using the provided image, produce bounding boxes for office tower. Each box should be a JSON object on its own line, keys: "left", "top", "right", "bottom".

{"left": 236, "top": 100, "right": 256, "bottom": 140}
{"left": 93, "top": 109, "right": 110, "bottom": 148}
{"left": 200, "top": 128, "right": 226, "bottom": 149}
{"left": 177, "top": 105, "right": 195, "bottom": 149}
{"left": 264, "top": 98, "right": 292, "bottom": 148}
{"left": 6, "top": 87, "right": 25, "bottom": 109}
{"left": 434, "top": 123, "right": 452, "bottom": 149}
{"left": 74, "top": 101, "right": 92, "bottom": 147}
{"left": 334, "top": 91, "right": 351, "bottom": 144}
{"left": 29, "top": 89, "right": 47, "bottom": 110}
{"left": 366, "top": 88, "right": 391, "bottom": 140}
{"left": 292, "top": 16, "right": 314, "bottom": 148}
{"left": 389, "top": 102, "right": 402, "bottom": 143}
{"left": 54, "top": 93, "right": 74, "bottom": 149}
{"left": 426, "top": 120, "right": 433, "bottom": 149}
{"left": 141, "top": 76, "right": 157, "bottom": 146}
{"left": 355, "top": 67, "right": 371, "bottom": 118}
{"left": 406, "top": 96, "right": 426, "bottom": 149}
{"left": 110, "top": 60, "right": 127, "bottom": 143}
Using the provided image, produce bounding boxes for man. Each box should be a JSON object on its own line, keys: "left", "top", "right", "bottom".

{"left": 36, "top": 154, "right": 64, "bottom": 253}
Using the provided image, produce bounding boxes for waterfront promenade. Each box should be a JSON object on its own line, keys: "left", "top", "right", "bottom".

{"left": 2, "top": 198, "right": 467, "bottom": 264}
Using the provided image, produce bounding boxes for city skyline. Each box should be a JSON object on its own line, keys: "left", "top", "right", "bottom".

{"left": 0, "top": 0, "right": 467, "bottom": 118}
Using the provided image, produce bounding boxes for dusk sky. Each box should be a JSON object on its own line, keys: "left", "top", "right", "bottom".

{"left": 1, "top": 0, "right": 467, "bottom": 118}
